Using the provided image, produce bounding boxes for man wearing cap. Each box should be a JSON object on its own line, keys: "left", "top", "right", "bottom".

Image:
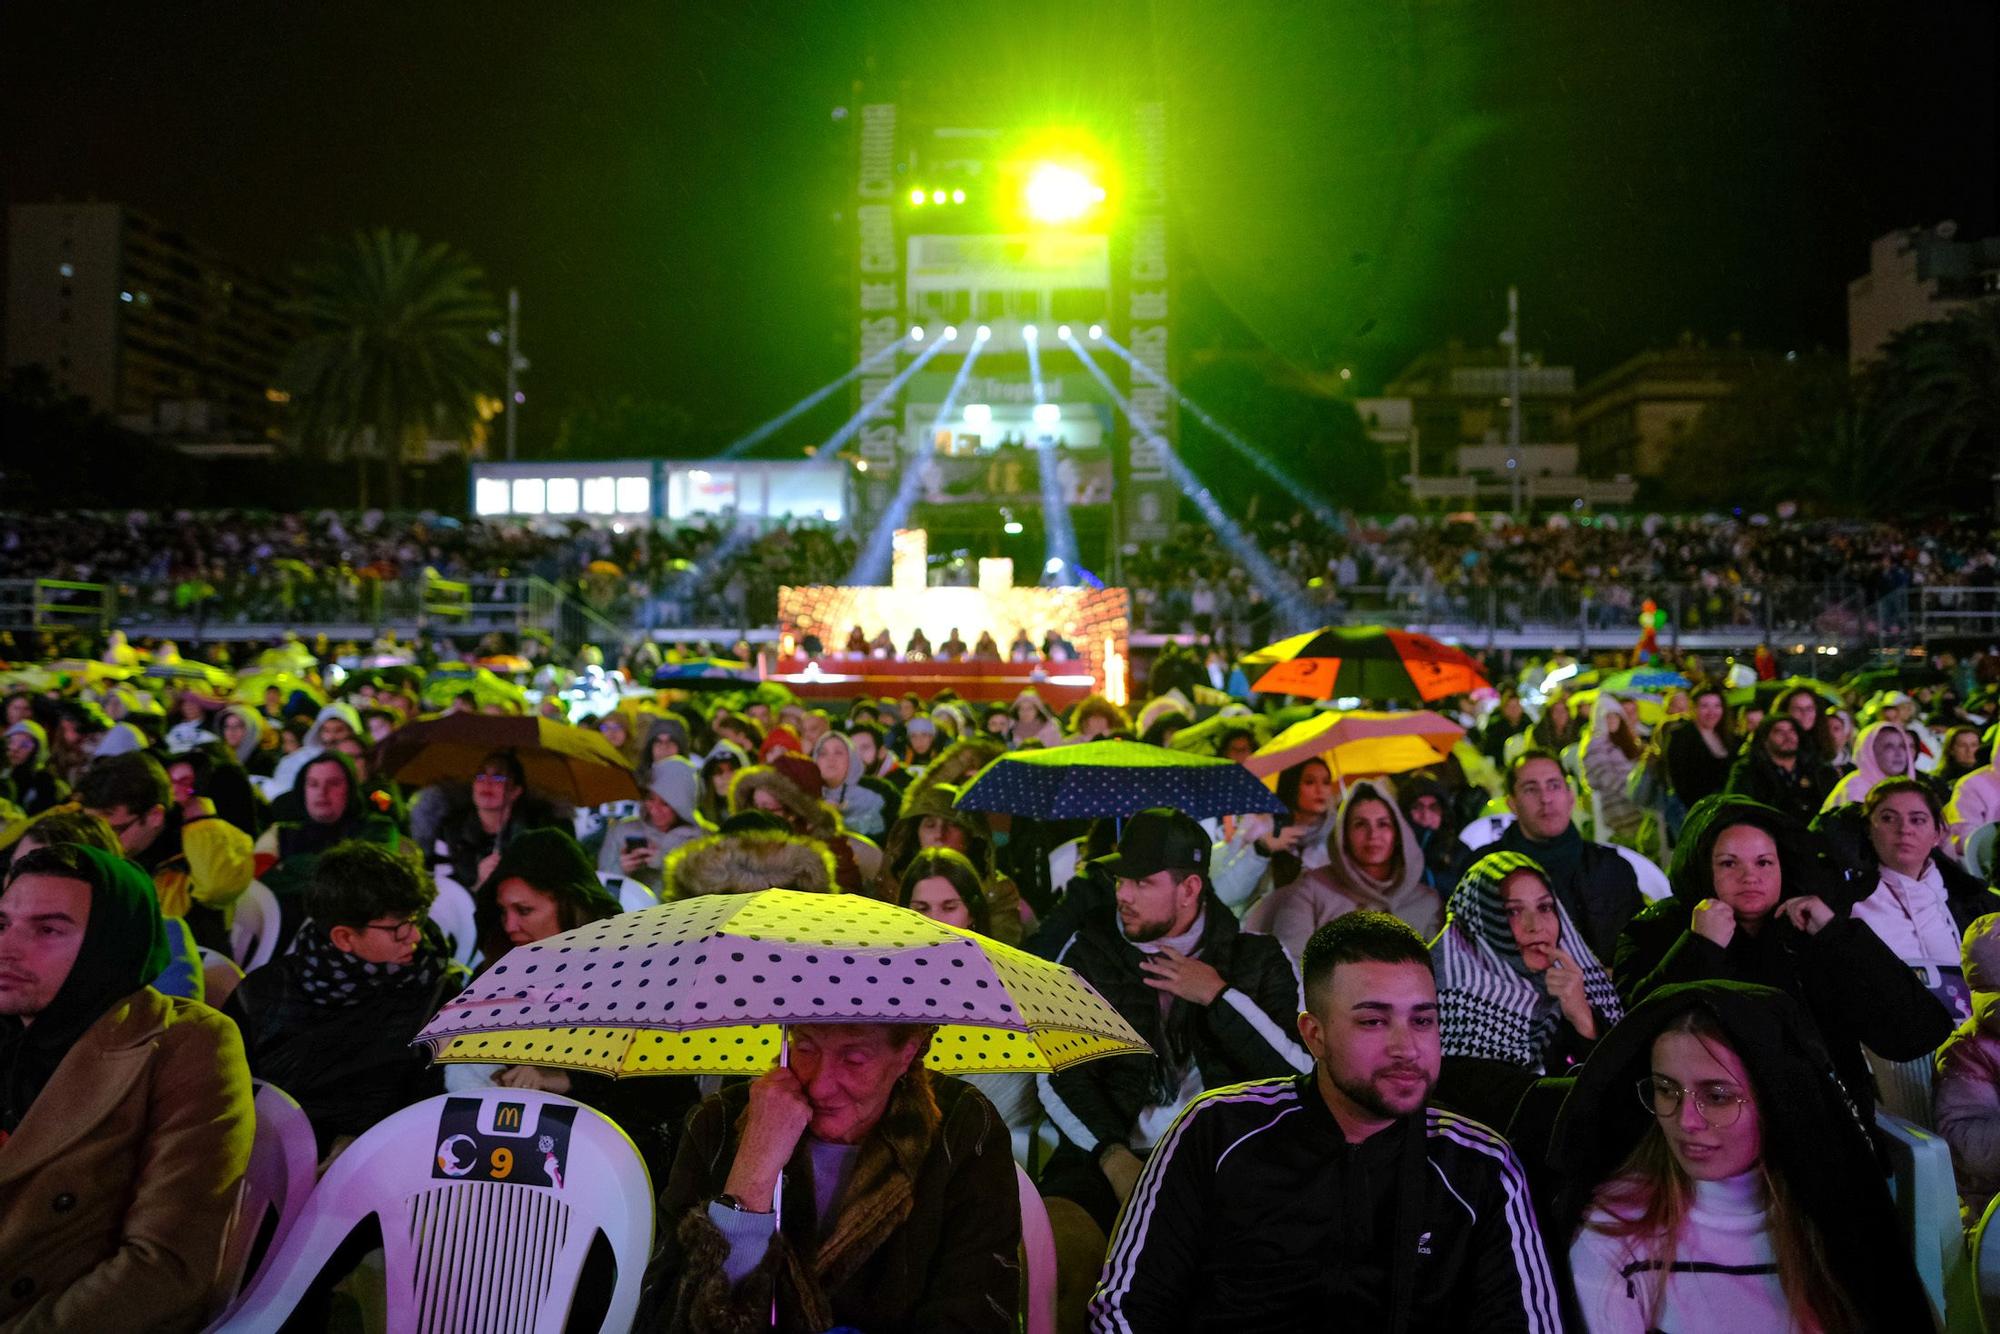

{"left": 599, "top": 757, "right": 714, "bottom": 895}
{"left": 1036, "top": 808, "right": 1310, "bottom": 1320}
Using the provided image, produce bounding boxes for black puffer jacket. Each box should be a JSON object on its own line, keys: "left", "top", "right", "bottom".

{"left": 1613, "top": 794, "right": 1951, "bottom": 1125}
{"left": 1041, "top": 891, "right": 1304, "bottom": 1154}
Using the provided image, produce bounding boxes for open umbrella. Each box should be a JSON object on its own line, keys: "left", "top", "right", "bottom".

{"left": 1726, "top": 676, "right": 1846, "bottom": 711}
{"left": 1597, "top": 667, "right": 1689, "bottom": 694}
{"left": 1567, "top": 688, "right": 1666, "bottom": 728}
{"left": 1242, "top": 626, "right": 1489, "bottom": 703}
{"left": 421, "top": 666, "right": 528, "bottom": 712}
{"left": 1165, "top": 712, "right": 1274, "bottom": 758}
{"left": 378, "top": 712, "right": 641, "bottom": 806}
{"left": 954, "top": 739, "right": 1287, "bottom": 821}
{"left": 415, "top": 889, "right": 1150, "bottom": 1077}
{"left": 1246, "top": 710, "right": 1465, "bottom": 785}
{"left": 652, "top": 659, "right": 758, "bottom": 691}
{"left": 233, "top": 672, "right": 326, "bottom": 708}
{"left": 143, "top": 660, "right": 236, "bottom": 691}
{"left": 476, "top": 654, "right": 534, "bottom": 675}
{"left": 1843, "top": 662, "right": 1950, "bottom": 694}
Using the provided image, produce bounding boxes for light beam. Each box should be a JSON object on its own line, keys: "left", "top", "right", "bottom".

{"left": 720, "top": 338, "right": 904, "bottom": 459}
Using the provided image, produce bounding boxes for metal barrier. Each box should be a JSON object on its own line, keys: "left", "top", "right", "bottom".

{"left": 0, "top": 578, "right": 114, "bottom": 639}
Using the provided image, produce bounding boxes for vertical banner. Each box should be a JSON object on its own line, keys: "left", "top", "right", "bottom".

{"left": 855, "top": 102, "right": 902, "bottom": 525}
{"left": 1125, "top": 100, "right": 1174, "bottom": 540}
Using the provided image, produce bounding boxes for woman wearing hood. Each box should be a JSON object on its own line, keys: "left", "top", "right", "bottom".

{"left": 1554, "top": 981, "right": 1929, "bottom": 1333}
{"left": 1431, "top": 850, "right": 1622, "bottom": 1128}
{"left": 1819, "top": 719, "right": 1916, "bottom": 811}
{"left": 1010, "top": 689, "right": 1064, "bottom": 749}
{"left": 812, "top": 730, "right": 886, "bottom": 837}
{"left": 1612, "top": 793, "right": 1951, "bottom": 1125}
{"left": 1939, "top": 725, "right": 1987, "bottom": 789}
{"left": 697, "top": 742, "right": 746, "bottom": 827}
{"left": 1945, "top": 727, "right": 2000, "bottom": 860}
{"left": 216, "top": 703, "right": 275, "bottom": 778}
{"left": 265, "top": 701, "right": 364, "bottom": 796}
{"left": 1243, "top": 779, "right": 1441, "bottom": 961}
{"left": 2, "top": 718, "right": 67, "bottom": 816}
{"left": 1580, "top": 692, "right": 1646, "bottom": 846}
{"left": 598, "top": 757, "right": 716, "bottom": 895}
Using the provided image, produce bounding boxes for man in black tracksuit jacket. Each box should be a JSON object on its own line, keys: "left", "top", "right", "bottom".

{"left": 1037, "top": 810, "right": 1308, "bottom": 1236}
{"left": 1091, "top": 912, "right": 1560, "bottom": 1334}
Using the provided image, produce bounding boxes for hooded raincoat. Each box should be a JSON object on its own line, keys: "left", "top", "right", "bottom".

{"left": 1243, "top": 780, "right": 1442, "bottom": 959}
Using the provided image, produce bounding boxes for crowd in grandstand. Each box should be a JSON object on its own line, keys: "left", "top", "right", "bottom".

{"left": 4, "top": 612, "right": 2000, "bottom": 1329}
{"left": 7, "top": 508, "right": 1997, "bottom": 636}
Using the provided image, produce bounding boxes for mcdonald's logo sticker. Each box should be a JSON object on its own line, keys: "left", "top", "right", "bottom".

{"left": 495, "top": 1102, "right": 524, "bottom": 1131}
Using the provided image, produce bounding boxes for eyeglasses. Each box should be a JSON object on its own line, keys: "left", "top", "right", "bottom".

{"left": 472, "top": 771, "right": 514, "bottom": 784}
{"left": 1636, "top": 1075, "right": 1750, "bottom": 1127}
{"left": 358, "top": 915, "right": 423, "bottom": 942}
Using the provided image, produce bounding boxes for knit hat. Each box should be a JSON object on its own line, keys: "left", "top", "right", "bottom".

{"left": 4, "top": 719, "right": 46, "bottom": 761}
{"left": 769, "top": 751, "right": 825, "bottom": 799}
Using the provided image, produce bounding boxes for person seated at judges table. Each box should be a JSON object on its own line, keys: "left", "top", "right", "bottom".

{"left": 641, "top": 1022, "right": 1019, "bottom": 1333}
{"left": 1091, "top": 912, "right": 1560, "bottom": 1332}
{"left": 1431, "top": 850, "right": 1623, "bottom": 1128}
{"left": 226, "top": 840, "right": 467, "bottom": 1158}
{"left": 0, "top": 844, "right": 254, "bottom": 1331}
{"left": 1613, "top": 792, "right": 1951, "bottom": 1126}
{"left": 1555, "top": 981, "right": 1930, "bottom": 1332}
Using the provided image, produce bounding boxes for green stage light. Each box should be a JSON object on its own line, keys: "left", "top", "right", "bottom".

{"left": 931, "top": 189, "right": 947, "bottom": 204}
{"left": 951, "top": 188, "right": 966, "bottom": 204}
{"left": 910, "top": 188, "right": 926, "bottom": 205}
{"left": 1024, "top": 163, "right": 1107, "bottom": 224}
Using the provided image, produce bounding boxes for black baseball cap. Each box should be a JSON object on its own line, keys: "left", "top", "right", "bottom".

{"left": 1094, "top": 808, "right": 1211, "bottom": 883}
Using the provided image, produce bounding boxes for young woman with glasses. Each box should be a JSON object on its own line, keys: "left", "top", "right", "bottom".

{"left": 1550, "top": 982, "right": 1927, "bottom": 1333}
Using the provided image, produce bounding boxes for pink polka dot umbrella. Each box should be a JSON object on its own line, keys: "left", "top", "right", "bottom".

{"left": 415, "top": 889, "right": 1150, "bottom": 1077}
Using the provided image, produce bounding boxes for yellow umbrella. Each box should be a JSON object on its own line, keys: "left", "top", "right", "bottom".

{"left": 417, "top": 890, "right": 1149, "bottom": 1077}
{"left": 1246, "top": 710, "right": 1466, "bottom": 786}
{"left": 1567, "top": 688, "right": 1666, "bottom": 727}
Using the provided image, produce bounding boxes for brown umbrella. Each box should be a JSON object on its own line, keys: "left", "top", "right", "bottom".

{"left": 378, "top": 713, "right": 640, "bottom": 806}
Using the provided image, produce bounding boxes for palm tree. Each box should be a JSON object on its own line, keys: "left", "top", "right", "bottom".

{"left": 283, "top": 229, "right": 501, "bottom": 509}
{"left": 1869, "top": 303, "right": 2000, "bottom": 504}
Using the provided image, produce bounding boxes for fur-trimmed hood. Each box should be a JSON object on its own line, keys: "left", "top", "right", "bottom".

{"left": 664, "top": 830, "right": 837, "bottom": 898}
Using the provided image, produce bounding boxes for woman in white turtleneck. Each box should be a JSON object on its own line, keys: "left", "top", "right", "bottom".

{"left": 1568, "top": 1008, "right": 1793, "bottom": 1331}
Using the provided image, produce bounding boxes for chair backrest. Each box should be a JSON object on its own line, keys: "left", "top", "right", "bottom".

{"left": 598, "top": 872, "right": 658, "bottom": 913}
{"left": 1458, "top": 812, "right": 1515, "bottom": 852}
{"left": 209, "top": 1081, "right": 318, "bottom": 1328}
{"left": 215, "top": 1089, "right": 653, "bottom": 1334}
{"left": 1016, "top": 1163, "right": 1057, "bottom": 1334}
{"left": 228, "top": 880, "right": 282, "bottom": 973}
{"left": 1610, "top": 844, "right": 1673, "bottom": 902}
{"left": 1878, "top": 1110, "right": 1975, "bottom": 1333}
{"left": 199, "top": 947, "right": 246, "bottom": 1010}
{"left": 429, "top": 871, "right": 480, "bottom": 968}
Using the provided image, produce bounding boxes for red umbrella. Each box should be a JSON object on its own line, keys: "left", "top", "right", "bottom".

{"left": 1243, "top": 627, "right": 1488, "bottom": 703}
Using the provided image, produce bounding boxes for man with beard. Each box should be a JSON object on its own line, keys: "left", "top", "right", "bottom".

{"left": 1037, "top": 809, "right": 1306, "bottom": 1322}
{"left": 1726, "top": 714, "right": 1831, "bottom": 825}
{"left": 1091, "top": 912, "right": 1560, "bottom": 1333}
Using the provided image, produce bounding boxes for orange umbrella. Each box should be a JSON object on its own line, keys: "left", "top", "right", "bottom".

{"left": 1243, "top": 627, "right": 1488, "bottom": 702}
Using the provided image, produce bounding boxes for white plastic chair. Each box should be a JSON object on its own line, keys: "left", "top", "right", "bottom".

{"left": 598, "top": 872, "right": 658, "bottom": 913}
{"left": 1878, "top": 1110, "right": 1978, "bottom": 1332}
{"left": 206, "top": 1081, "right": 319, "bottom": 1329}
{"left": 215, "top": 1089, "right": 653, "bottom": 1334}
{"left": 1016, "top": 1163, "right": 1057, "bottom": 1334}
{"left": 1610, "top": 844, "right": 1673, "bottom": 902}
{"left": 429, "top": 871, "right": 480, "bottom": 969}
{"left": 228, "top": 880, "right": 282, "bottom": 973}
{"left": 199, "top": 947, "right": 245, "bottom": 1010}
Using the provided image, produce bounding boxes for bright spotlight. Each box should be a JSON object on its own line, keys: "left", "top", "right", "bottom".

{"left": 931, "top": 190, "right": 947, "bottom": 204}
{"left": 1023, "top": 324, "right": 1039, "bottom": 340}
{"left": 975, "top": 324, "right": 991, "bottom": 341}
{"left": 1044, "top": 556, "right": 1065, "bottom": 574}
{"left": 950, "top": 188, "right": 966, "bottom": 204}
{"left": 909, "top": 188, "right": 926, "bottom": 206}
{"left": 1024, "top": 163, "right": 1107, "bottom": 224}
{"left": 963, "top": 403, "right": 993, "bottom": 429}
{"left": 1088, "top": 324, "right": 1104, "bottom": 340}
{"left": 854, "top": 459, "right": 869, "bottom": 472}
{"left": 1057, "top": 324, "right": 1072, "bottom": 339}
{"left": 1033, "top": 403, "right": 1062, "bottom": 427}
{"left": 1004, "top": 520, "right": 1025, "bottom": 535}
{"left": 909, "top": 325, "right": 925, "bottom": 341}
{"left": 943, "top": 326, "right": 959, "bottom": 341}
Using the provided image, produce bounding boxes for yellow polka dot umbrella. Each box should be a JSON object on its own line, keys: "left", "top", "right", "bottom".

{"left": 415, "top": 889, "right": 1151, "bottom": 1077}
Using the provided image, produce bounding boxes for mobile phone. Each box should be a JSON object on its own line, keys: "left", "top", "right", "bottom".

{"left": 625, "top": 836, "right": 649, "bottom": 852}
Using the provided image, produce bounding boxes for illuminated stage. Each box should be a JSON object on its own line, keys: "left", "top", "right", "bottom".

{"left": 776, "top": 529, "right": 1129, "bottom": 706}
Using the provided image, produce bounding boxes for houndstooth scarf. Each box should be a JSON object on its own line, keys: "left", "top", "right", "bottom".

{"left": 285, "top": 917, "right": 451, "bottom": 1009}
{"left": 1433, "top": 850, "right": 1622, "bottom": 1070}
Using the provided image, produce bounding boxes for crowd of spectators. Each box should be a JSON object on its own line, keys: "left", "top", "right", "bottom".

{"left": 4, "top": 507, "right": 1995, "bottom": 638}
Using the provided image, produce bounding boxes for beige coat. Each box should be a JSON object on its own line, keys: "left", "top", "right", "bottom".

{"left": 0, "top": 988, "right": 254, "bottom": 1333}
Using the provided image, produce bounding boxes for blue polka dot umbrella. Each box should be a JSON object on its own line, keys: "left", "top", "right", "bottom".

{"left": 953, "top": 739, "right": 1290, "bottom": 821}
{"left": 415, "top": 889, "right": 1151, "bottom": 1077}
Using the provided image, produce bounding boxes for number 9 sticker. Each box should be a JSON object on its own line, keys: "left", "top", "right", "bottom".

{"left": 490, "top": 1147, "right": 514, "bottom": 1179}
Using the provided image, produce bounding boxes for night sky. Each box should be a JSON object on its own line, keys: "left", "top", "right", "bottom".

{"left": 3, "top": 1, "right": 1992, "bottom": 456}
